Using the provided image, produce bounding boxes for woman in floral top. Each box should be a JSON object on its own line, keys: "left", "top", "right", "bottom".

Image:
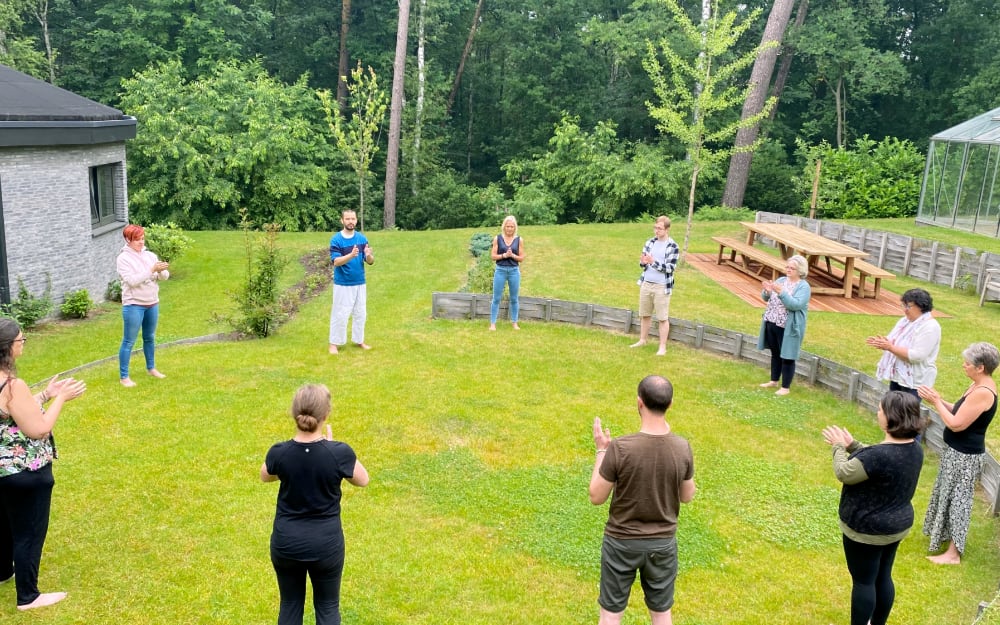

{"left": 0, "top": 318, "right": 86, "bottom": 611}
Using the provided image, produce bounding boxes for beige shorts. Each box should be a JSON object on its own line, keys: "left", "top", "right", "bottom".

{"left": 638, "top": 281, "right": 671, "bottom": 321}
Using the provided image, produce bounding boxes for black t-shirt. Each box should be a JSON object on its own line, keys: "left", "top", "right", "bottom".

{"left": 265, "top": 439, "right": 357, "bottom": 559}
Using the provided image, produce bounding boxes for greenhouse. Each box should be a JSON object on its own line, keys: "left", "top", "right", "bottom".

{"left": 917, "top": 105, "right": 1000, "bottom": 237}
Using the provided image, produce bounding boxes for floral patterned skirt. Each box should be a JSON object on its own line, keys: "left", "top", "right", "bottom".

{"left": 922, "top": 446, "right": 985, "bottom": 554}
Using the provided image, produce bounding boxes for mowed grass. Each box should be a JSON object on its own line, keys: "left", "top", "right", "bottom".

{"left": 3, "top": 222, "right": 999, "bottom": 624}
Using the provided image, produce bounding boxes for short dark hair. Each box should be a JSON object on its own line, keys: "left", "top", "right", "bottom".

{"left": 901, "top": 288, "right": 933, "bottom": 313}
{"left": 638, "top": 375, "right": 673, "bottom": 413}
{"left": 880, "top": 390, "right": 926, "bottom": 439}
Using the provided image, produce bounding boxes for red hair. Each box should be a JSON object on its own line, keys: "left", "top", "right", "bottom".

{"left": 123, "top": 224, "right": 145, "bottom": 242}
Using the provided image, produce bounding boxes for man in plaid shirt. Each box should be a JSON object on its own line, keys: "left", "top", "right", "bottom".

{"left": 631, "top": 216, "right": 679, "bottom": 356}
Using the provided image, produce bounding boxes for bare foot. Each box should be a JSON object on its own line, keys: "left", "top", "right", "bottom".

{"left": 655, "top": 348, "right": 666, "bottom": 356}
{"left": 329, "top": 344, "right": 339, "bottom": 355}
{"left": 357, "top": 343, "right": 372, "bottom": 350}
{"left": 147, "top": 369, "right": 166, "bottom": 379}
{"left": 120, "top": 378, "right": 136, "bottom": 388}
{"left": 775, "top": 388, "right": 790, "bottom": 396}
{"left": 512, "top": 323, "right": 520, "bottom": 330}
{"left": 759, "top": 381, "right": 779, "bottom": 388}
{"left": 927, "top": 553, "right": 961, "bottom": 565}
{"left": 629, "top": 341, "right": 647, "bottom": 348}
{"left": 489, "top": 324, "right": 496, "bottom": 331}
{"left": 17, "top": 592, "right": 67, "bottom": 610}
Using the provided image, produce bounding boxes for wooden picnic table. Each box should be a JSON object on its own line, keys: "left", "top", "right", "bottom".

{"left": 728, "top": 222, "right": 893, "bottom": 299}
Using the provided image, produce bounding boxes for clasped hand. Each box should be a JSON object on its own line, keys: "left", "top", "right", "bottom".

{"left": 822, "top": 425, "right": 854, "bottom": 447}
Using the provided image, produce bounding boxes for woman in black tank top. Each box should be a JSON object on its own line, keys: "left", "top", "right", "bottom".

{"left": 917, "top": 341, "right": 999, "bottom": 565}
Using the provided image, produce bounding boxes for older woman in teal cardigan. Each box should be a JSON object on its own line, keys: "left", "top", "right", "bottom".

{"left": 757, "top": 254, "right": 811, "bottom": 395}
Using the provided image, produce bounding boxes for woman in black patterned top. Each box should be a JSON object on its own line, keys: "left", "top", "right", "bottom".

{"left": 822, "top": 391, "right": 926, "bottom": 625}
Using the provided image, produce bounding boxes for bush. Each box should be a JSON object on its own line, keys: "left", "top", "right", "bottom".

{"left": 463, "top": 252, "right": 495, "bottom": 294}
{"left": 795, "top": 136, "right": 924, "bottom": 219}
{"left": 694, "top": 205, "right": 756, "bottom": 222}
{"left": 225, "top": 213, "right": 287, "bottom": 338}
{"left": 397, "top": 171, "right": 505, "bottom": 230}
{"left": 469, "top": 233, "right": 494, "bottom": 258}
{"left": 2, "top": 277, "right": 53, "bottom": 329}
{"left": 60, "top": 289, "right": 92, "bottom": 319}
{"left": 107, "top": 279, "right": 122, "bottom": 302}
{"left": 144, "top": 222, "right": 194, "bottom": 263}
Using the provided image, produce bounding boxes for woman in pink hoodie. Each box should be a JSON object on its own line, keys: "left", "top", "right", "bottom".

{"left": 116, "top": 225, "right": 169, "bottom": 387}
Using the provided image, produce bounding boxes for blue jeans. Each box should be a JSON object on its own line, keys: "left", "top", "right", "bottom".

{"left": 119, "top": 304, "right": 159, "bottom": 378}
{"left": 490, "top": 265, "right": 521, "bottom": 324}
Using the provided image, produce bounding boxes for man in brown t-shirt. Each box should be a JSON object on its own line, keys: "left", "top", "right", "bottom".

{"left": 588, "top": 375, "right": 696, "bottom": 625}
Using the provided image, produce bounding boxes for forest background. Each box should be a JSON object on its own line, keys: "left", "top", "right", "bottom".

{"left": 2, "top": 0, "right": 998, "bottom": 232}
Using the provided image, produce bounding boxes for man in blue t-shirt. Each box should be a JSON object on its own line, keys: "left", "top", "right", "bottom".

{"left": 329, "top": 210, "right": 375, "bottom": 354}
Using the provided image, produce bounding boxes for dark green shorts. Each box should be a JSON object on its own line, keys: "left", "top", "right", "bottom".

{"left": 598, "top": 534, "right": 678, "bottom": 613}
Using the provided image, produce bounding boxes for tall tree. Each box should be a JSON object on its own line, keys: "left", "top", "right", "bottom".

{"left": 322, "top": 62, "right": 388, "bottom": 232}
{"left": 383, "top": 0, "right": 410, "bottom": 229}
{"left": 791, "top": 0, "right": 905, "bottom": 147}
{"left": 446, "top": 0, "right": 483, "bottom": 115}
{"left": 721, "top": 0, "right": 797, "bottom": 208}
{"left": 644, "top": 0, "right": 776, "bottom": 257}
{"left": 337, "top": 0, "right": 352, "bottom": 107}
{"left": 28, "top": 0, "right": 54, "bottom": 83}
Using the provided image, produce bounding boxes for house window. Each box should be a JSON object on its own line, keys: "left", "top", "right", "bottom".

{"left": 90, "top": 163, "right": 121, "bottom": 227}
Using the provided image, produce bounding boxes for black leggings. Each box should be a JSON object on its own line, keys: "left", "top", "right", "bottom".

{"left": 271, "top": 544, "right": 345, "bottom": 625}
{"left": 0, "top": 463, "right": 54, "bottom": 606}
{"left": 842, "top": 535, "right": 901, "bottom": 625}
{"left": 763, "top": 321, "right": 796, "bottom": 389}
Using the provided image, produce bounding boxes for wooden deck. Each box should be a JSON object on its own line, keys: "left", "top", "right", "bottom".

{"left": 688, "top": 253, "right": 947, "bottom": 316}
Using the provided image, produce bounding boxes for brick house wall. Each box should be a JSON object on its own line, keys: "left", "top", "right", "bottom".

{"left": 0, "top": 142, "right": 128, "bottom": 305}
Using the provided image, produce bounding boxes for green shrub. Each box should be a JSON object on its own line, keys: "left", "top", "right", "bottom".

{"left": 694, "top": 205, "right": 756, "bottom": 222}
{"left": 469, "top": 233, "right": 494, "bottom": 257}
{"left": 463, "top": 252, "right": 495, "bottom": 294}
{"left": 60, "top": 289, "right": 92, "bottom": 319}
{"left": 225, "top": 212, "right": 287, "bottom": 337}
{"left": 795, "top": 136, "right": 924, "bottom": 219}
{"left": 107, "top": 278, "right": 122, "bottom": 302}
{"left": 397, "top": 172, "right": 504, "bottom": 230}
{"left": 2, "top": 277, "right": 53, "bottom": 329}
{"left": 144, "top": 222, "right": 194, "bottom": 263}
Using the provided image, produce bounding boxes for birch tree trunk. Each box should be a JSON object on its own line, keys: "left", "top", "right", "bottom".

{"left": 412, "top": 0, "right": 427, "bottom": 196}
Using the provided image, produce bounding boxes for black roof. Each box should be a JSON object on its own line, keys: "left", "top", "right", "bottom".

{"left": 0, "top": 64, "right": 136, "bottom": 146}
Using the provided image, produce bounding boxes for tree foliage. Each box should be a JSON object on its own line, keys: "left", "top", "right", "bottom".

{"left": 320, "top": 62, "right": 388, "bottom": 232}
{"left": 504, "top": 114, "right": 687, "bottom": 224}
{"left": 119, "top": 59, "right": 338, "bottom": 231}
{"left": 643, "top": 0, "right": 776, "bottom": 256}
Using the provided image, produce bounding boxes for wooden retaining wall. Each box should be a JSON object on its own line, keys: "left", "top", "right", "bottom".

{"left": 755, "top": 212, "right": 1000, "bottom": 300}
{"left": 432, "top": 291, "right": 1000, "bottom": 515}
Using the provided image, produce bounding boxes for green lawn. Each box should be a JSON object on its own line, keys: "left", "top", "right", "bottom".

{"left": 4, "top": 221, "right": 999, "bottom": 624}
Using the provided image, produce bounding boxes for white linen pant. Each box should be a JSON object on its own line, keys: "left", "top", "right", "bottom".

{"left": 329, "top": 284, "right": 367, "bottom": 346}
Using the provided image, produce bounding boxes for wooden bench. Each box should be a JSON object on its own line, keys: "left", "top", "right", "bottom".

{"left": 980, "top": 268, "right": 1000, "bottom": 307}
{"left": 811, "top": 256, "right": 894, "bottom": 299}
{"left": 713, "top": 236, "right": 786, "bottom": 281}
